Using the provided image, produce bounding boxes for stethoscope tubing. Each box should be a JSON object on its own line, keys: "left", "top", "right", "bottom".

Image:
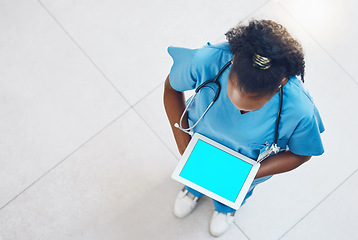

{"left": 175, "top": 59, "right": 283, "bottom": 148}
{"left": 175, "top": 60, "right": 233, "bottom": 134}
{"left": 274, "top": 87, "right": 283, "bottom": 147}
{"left": 195, "top": 60, "right": 232, "bottom": 102}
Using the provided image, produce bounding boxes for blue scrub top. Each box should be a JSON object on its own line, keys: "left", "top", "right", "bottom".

{"left": 168, "top": 42, "right": 325, "bottom": 160}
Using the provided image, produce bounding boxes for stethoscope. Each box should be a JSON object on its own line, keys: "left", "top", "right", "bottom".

{"left": 174, "top": 60, "right": 283, "bottom": 161}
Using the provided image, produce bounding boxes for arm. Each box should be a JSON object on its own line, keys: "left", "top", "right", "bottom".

{"left": 163, "top": 75, "right": 192, "bottom": 155}
{"left": 255, "top": 150, "right": 311, "bottom": 179}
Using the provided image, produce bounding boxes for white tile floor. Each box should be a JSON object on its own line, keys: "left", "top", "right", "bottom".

{"left": 0, "top": 0, "right": 357, "bottom": 239}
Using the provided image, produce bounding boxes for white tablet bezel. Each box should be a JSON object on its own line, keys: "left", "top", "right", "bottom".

{"left": 172, "top": 133, "right": 260, "bottom": 210}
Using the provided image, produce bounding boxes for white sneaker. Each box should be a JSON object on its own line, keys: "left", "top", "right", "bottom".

{"left": 173, "top": 187, "right": 200, "bottom": 218}
{"left": 209, "top": 211, "right": 235, "bottom": 237}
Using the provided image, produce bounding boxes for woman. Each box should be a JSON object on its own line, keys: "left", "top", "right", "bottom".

{"left": 163, "top": 20, "right": 324, "bottom": 237}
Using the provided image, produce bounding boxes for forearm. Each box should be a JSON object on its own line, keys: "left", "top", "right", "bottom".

{"left": 255, "top": 150, "right": 311, "bottom": 179}
{"left": 163, "top": 75, "right": 191, "bottom": 155}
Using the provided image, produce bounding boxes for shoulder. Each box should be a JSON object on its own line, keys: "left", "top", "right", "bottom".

{"left": 191, "top": 42, "right": 233, "bottom": 82}
{"left": 285, "top": 78, "right": 314, "bottom": 115}
{"left": 284, "top": 77, "right": 324, "bottom": 129}
{"left": 194, "top": 42, "right": 233, "bottom": 65}
{"left": 167, "top": 42, "right": 232, "bottom": 91}
{"left": 283, "top": 78, "right": 325, "bottom": 155}
{"left": 168, "top": 42, "right": 233, "bottom": 68}
{"left": 167, "top": 42, "right": 233, "bottom": 87}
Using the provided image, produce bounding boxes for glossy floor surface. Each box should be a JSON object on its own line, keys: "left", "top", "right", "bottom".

{"left": 1, "top": 0, "right": 358, "bottom": 239}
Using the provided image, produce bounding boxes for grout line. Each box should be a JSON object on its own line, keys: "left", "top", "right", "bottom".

{"left": 245, "top": 0, "right": 276, "bottom": 21}
{"left": 132, "top": 107, "right": 180, "bottom": 162}
{"left": 36, "top": 0, "right": 133, "bottom": 107}
{"left": 278, "top": 167, "right": 358, "bottom": 239}
{"left": 0, "top": 0, "right": 137, "bottom": 212}
{"left": 279, "top": 2, "right": 358, "bottom": 88}
{"left": 234, "top": 221, "right": 252, "bottom": 240}
{"left": 131, "top": 82, "right": 180, "bottom": 162}
{"left": 0, "top": 108, "right": 131, "bottom": 212}
{"left": 131, "top": 81, "right": 164, "bottom": 108}
{"left": 1, "top": 0, "right": 173, "bottom": 211}
{"left": 213, "top": 0, "right": 273, "bottom": 44}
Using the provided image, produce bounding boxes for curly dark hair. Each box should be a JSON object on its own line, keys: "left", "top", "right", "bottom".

{"left": 225, "top": 20, "right": 305, "bottom": 95}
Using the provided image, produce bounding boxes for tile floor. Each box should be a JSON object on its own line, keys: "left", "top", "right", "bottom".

{"left": 0, "top": 0, "right": 357, "bottom": 239}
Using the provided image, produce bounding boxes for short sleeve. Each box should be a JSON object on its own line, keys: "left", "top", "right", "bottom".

{"left": 288, "top": 107, "right": 325, "bottom": 156}
{"left": 167, "top": 46, "right": 198, "bottom": 92}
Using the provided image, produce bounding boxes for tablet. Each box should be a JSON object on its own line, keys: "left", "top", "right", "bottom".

{"left": 172, "top": 133, "right": 260, "bottom": 210}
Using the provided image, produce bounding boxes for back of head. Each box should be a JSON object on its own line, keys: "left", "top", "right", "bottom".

{"left": 225, "top": 20, "right": 305, "bottom": 96}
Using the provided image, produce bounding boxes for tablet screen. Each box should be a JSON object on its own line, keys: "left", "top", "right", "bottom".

{"left": 179, "top": 139, "right": 253, "bottom": 202}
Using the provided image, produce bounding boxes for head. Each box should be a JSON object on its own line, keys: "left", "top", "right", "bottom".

{"left": 225, "top": 20, "right": 305, "bottom": 112}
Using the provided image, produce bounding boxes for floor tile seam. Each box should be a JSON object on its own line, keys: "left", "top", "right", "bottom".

{"left": 131, "top": 81, "right": 164, "bottom": 108}
{"left": 233, "top": 221, "right": 252, "bottom": 240}
{"left": 277, "top": 167, "right": 358, "bottom": 239}
{"left": 212, "top": 0, "right": 276, "bottom": 44}
{"left": 0, "top": 108, "right": 131, "bottom": 212}
{"left": 245, "top": 0, "right": 276, "bottom": 20}
{"left": 131, "top": 107, "right": 180, "bottom": 163}
{"left": 131, "top": 81, "right": 181, "bottom": 162}
{"left": 36, "top": 0, "right": 133, "bottom": 108}
{"left": 278, "top": 2, "right": 358, "bottom": 87}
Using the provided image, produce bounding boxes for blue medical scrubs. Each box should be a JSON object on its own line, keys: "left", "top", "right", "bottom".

{"left": 168, "top": 42, "right": 325, "bottom": 213}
